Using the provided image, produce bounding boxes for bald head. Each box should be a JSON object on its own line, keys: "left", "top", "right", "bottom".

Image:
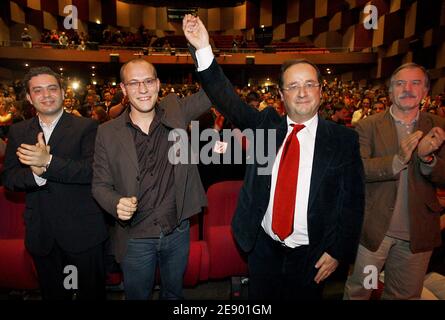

{"left": 120, "top": 58, "right": 158, "bottom": 83}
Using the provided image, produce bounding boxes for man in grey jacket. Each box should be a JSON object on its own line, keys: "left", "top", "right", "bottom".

{"left": 92, "top": 58, "right": 211, "bottom": 300}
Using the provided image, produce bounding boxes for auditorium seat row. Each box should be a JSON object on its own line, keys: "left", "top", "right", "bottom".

{"left": 0, "top": 181, "right": 248, "bottom": 296}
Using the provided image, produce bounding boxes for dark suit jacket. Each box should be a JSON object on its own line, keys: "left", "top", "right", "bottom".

{"left": 92, "top": 91, "right": 211, "bottom": 262}
{"left": 198, "top": 60, "right": 365, "bottom": 264}
{"left": 1, "top": 112, "right": 108, "bottom": 256}
{"left": 356, "top": 111, "right": 445, "bottom": 253}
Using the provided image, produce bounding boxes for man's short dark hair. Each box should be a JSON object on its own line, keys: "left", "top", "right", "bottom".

{"left": 279, "top": 59, "right": 323, "bottom": 89}
{"left": 246, "top": 91, "right": 260, "bottom": 103}
{"left": 372, "top": 101, "right": 385, "bottom": 109}
{"left": 333, "top": 103, "right": 347, "bottom": 113}
{"left": 23, "top": 66, "right": 63, "bottom": 94}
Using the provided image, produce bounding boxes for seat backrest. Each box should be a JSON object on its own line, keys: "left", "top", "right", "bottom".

{"left": 189, "top": 214, "right": 200, "bottom": 241}
{"left": 204, "top": 180, "right": 243, "bottom": 237}
{"left": 0, "top": 186, "right": 26, "bottom": 239}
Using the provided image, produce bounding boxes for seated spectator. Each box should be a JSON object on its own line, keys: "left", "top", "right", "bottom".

{"left": 162, "top": 39, "right": 171, "bottom": 51}
{"left": 49, "top": 30, "right": 59, "bottom": 45}
{"left": 108, "top": 93, "right": 128, "bottom": 119}
{"left": 377, "top": 94, "right": 390, "bottom": 109}
{"left": 91, "top": 106, "right": 108, "bottom": 124}
{"left": 258, "top": 92, "right": 272, "bottom": 111}
{"left": 330, "top": 103, "right": 349, "bottom": 125}
{"left": 101, "top": 90, "right": 114, "bottom": 113}
{"left": 21, "top": 27, "right": 32, "bottom": 48}
{"left": 245, "top": 91, "right": 260, "bottom": 109}
{"left": 59, "top": 32, "right": 69, "bottom": 47}
{"left": 8, "top": 102, "right": 25, "bottom": 123}
{"left": 351, "top": 97, "right": 371, "bottom": 126}
{"left": 371, "top": 101, "right": 386, "bottom": 114}
{"left": 63, "top": 98, "right": 82, "bottom": 117}
{"left": 79, "top": 93, "right": 98, "bottom": 117}
{"left": 77, "top": 40, "right": 87, "bottom": 51}
{"left": 274, "top": 100, "right": 286, "bottom": 116}
{"left": 0, "top": 97, "right": 13, "bottom": 140}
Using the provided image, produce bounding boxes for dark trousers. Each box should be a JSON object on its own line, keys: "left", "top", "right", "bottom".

{"left": 248, "top": 228, "right": 323, "bottom": 300}
{"left": 32, "top": 241, "right": 106, "bottom": 300}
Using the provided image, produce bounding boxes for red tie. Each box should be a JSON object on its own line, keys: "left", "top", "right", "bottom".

{"left": 272, "top": 124, "right": 305, "bottom": 241}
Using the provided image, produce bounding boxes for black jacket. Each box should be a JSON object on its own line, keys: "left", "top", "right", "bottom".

{"left": 198, "top": 60, "right": 365, "bottom": 264}
{"left": 1, "top": 112, "right": 108, "bottom": 255}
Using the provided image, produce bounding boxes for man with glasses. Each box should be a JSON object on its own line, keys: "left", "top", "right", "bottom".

{"left": 92, "top": 58, "right": 211, "bottom": 300}
{"left": 1, "top": 67, "right": 108, "bottom": 299}
{"left": 183, "top": 15, "right": 365, "bottom": 300}
{"left": 344, "top": 63, "right": 445, "bottom": 299}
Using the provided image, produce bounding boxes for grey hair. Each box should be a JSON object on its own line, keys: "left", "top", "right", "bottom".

{"left": 388, "top": 63, "right": 430, "bottom": 93}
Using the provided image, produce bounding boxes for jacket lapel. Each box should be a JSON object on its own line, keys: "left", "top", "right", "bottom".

{"left": 27, "top": 117, "right": 42, "bottom": 144}
{"left": 46, "top": 112, "right": 71, "bottom": 149}
{"left": 308, "top": 117, "right": 335, "bottom": 212}
{"left": 417, "top": 112, "right": 434, "bottom": 135}
{"left": 114, "top": 113, "right": 140, "bottom": 172}
{"left": 376, "top": 110, "right": 398, "bottom": 156}
{"left": 275, "top": 118, "right": 288, "bottom": 153}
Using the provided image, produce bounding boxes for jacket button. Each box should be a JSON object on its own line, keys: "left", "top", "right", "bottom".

{"left": 136, "top": 176, "right": 140, "bottom": 181}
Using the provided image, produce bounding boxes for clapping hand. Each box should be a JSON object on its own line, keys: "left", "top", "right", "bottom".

{"left": 417, "top": 127, "right": 445, "bottom": 162}
{"left": 17, "top": 132, "right": 51, "bottom": 175}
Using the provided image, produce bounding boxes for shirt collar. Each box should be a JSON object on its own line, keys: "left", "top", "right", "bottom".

{"left": 286, "top": 113, "right": 318, "bottom": 138}
{"left": 38, "top": 109, "right": 64, "bottom": 130}
{"left": 125, "top": 105, "right": 164, "bottom": 129}
{"left": 389, "top": 105, "right": 419, "bottom": 126}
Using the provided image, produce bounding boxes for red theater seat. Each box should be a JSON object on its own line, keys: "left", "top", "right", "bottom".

{"left": 0, "top": 187, "right": 38, "bottom": 290}
{"left": 203, "top": 181, "right": 248, "bottom": 279}
{"left": 182, "top": 215, "right": 209, "bottom": 287}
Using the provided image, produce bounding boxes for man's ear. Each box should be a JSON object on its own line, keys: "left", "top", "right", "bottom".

{"left": 156, "top": 78, "right": 160, "bottom": 93}
{"left": 26, "top": 93, "right": 32, "bottom": 105}
{"left": 120, "top": 82, "right": 127, "bottom": 96}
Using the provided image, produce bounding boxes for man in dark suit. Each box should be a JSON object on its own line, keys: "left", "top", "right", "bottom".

{"left": 344, "top": 63, "right": 445, "bottom": 299}
{"left": 183, "top": 15, "right": 365, "bottom": 300}
{"left": 1, "top": 67, "right": 108, "bottom": 300}
{"left": 92, "top": 58, "right": 211, "bottom": 300}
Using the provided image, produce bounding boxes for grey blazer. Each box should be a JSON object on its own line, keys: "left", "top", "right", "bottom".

{"left": 92, "top": 91, "right": 211, "bottom": 262}
{"left": 356, "top": 110, "right": 445, "bottom": 253}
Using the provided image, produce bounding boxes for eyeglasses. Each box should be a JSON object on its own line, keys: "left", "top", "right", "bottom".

{"left": 124, "top": 78, "right": 157, "bottom": 90}
{"left": 281, "top": 81, "right": 321, "bottom": 92}
{"left": 392, "top": 80, "right": 423, "bottom": 88}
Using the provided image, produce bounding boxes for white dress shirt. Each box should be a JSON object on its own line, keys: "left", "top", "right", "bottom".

{"left": 33, "top": 109, "right": 63, "bottom": 186}
{"left": 261, "top": 116, "right": 318, "bottom": 247}
{"left": 195, "top": 45, "right": 318, "bottom": 247}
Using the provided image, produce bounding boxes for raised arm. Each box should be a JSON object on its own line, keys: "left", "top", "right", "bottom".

{"left": 183, "top": 14, "right": 262, "bottom": 131}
